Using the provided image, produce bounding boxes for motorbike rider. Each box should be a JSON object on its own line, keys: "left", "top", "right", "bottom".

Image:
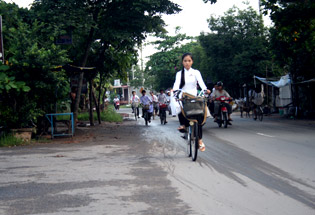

{"left": 208, "top": 83, "right": 218, "bottom": 117}
{"left": 140, "top": 90, "right": 153, "bottom": 123}
{"left": 214, "top": 81, "right": 233, "bottom": 123}
{"left": 158, "top": 89, "right": 168, "bottom": 124}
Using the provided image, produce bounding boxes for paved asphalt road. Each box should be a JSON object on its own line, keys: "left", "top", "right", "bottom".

{"left": 0, "top": 108, "right": 314, "bottom": 215}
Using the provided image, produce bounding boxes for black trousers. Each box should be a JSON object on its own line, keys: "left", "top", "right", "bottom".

{"left": 178, "top": 112, "right": 203, "bottom": 139}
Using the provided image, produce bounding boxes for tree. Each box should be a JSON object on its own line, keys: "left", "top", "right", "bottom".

{"left": 198, "top": 5, "right": 271, "bottom": 97}
{"left": 261, "top": 0, "right": 315, "bottom": 112}
{"left": 31, "top": 0, "right": 181, "bottom": 123}
{"left": 145, "top": 30, "right": 197, "bottom": 91}
{"left": 0, "top": 2, "right": 69, "bottom": 129}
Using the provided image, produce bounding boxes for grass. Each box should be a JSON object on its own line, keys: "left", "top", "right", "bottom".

{"left": 119, "top": 104, "right": 131, "bottom": 109}
{"left": 0, "top": 133, "right": 25, "bottom": 147}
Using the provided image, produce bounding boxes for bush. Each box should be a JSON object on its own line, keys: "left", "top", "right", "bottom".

{"left": 0, "top": 134, "right": 25, "bottom": 147}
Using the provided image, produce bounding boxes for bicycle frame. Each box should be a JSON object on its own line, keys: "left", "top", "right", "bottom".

{"left": 174, "top": 90, "right": 207, "bottom": 161}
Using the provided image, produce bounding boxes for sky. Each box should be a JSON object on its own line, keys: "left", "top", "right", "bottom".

{"left": 5, "top": 0, "right": 272, "bottom": 62}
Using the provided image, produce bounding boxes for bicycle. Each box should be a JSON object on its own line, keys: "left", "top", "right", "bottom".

{"left": 256, "top": 105, "right": 264, "bottom": 121}
{"left": 132, "top": 102, "right": 139, "bottom": 121}
{"left": 142, "top": 104, "right": 150, "bottom": 126}
{"left": 174, "top": 90, "right": 207, "bottom": 161}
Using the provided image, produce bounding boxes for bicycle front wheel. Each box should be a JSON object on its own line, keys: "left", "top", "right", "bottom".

{"left": 258, "top": 107, "right": 263, "bottom": 121}
{"left": 191, "top": 123, "right": 199, "bottom": 161}
{"left": 135, "top": 109, "right": 137, "bottom": 121}
{"left": 186, "top": 127, "right": 192, "bottom": 157}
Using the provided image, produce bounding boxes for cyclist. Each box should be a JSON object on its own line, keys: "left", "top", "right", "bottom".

{"left": 130, "top": 91, "right": 140, "bottom": 118}
{"left": 150, "top": 91, "right": 159, "bottom": 117}
{"left": 249, "top": 87, "right": 264, "bottom": 120}
{"left": 213, "top": 81, "right": 232, "bottom": 123}
{"left": 158, "top": 89, "right": 168, "bottom": 124}
{"left": 140, "top": 90, "right": 153, "bottom": 123}
{"left": 172, "top": 53, "right": 210, "bottom": 152}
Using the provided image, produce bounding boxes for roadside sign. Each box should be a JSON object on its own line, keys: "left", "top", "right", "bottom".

{"left": 55, "top": 34, "right": 72, "bottom": 45}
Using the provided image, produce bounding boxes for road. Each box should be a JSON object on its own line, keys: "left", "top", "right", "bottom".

{"left": 0, "top": 109, "right": 314, "bottom": 215}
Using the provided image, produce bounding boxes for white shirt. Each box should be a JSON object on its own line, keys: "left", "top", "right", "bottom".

{"left": 173, "top": 68, "right": 207, "bottom": 96}
{"left": 140, "top": 95, "right": 152, "bottom": 105}
{"left": 210, "top": 88, "right": 216, "bottom": 98}
{"left": 151, "top": 94, "right": 158, "bottom": 103}
{"left": 130, "top": 94, "right": 140, "bottom": 103}
{"left": 158, "top": 93, "right": 167, "bottom": 104}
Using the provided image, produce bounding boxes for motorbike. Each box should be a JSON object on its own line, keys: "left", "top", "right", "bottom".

{"left": 215, "top": 96, "right": 232, "bottom": 128}
{"left": 115, "top": 101, "right": 120, "bottom": 110}
{"left": 159, "top": 103, "right": 168, "bottom": 125}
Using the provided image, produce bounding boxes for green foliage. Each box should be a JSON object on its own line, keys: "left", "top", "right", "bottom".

{"left": 75, "top": 109, "right": 123, "bottom": 123}
{"left": 145, "top": 30, "right": 198, "bottom": 91}
{"left": 0, "top": 133, "right": 25, "bottom": 147}
{"left": 198, "top": 5, "right": 271, "bottom": 96}
{"left": 29, "top": 0, "right": 181, "bottom": 122}
{"left": 261, "top": 0, "right": 315, "bottom": 81}
{"left": 0, "top": 67, "right": 30, "bottom": 93}
{"left": 0, "top": 2, "right": 70, "bottom": 129}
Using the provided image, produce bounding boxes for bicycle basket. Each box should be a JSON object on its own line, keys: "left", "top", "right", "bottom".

{"left": 181, "top": 93, "right": 205, "bottom": 117}
{"left": 143, "top": 104, "right": 150, "bottom": 110}
{"left": 159, "top": 104, "right": 167, "bottom": 109}
{"left": 132, "top": 102, "right": 139, "bottom": 108}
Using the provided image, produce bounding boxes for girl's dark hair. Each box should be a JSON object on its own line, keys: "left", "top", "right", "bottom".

{"left": 179, "top": 53, "right": 193, "bottom": 89}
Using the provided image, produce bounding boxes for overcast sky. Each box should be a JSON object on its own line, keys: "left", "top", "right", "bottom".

{"left": 5, "top": 0, "right": 272, "bottom": 61}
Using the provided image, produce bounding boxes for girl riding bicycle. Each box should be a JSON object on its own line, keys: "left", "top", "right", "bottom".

{"left": 172, "top": 53, "right": 210, "bottom": 151}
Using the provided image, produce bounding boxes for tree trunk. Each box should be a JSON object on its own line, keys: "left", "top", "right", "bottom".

{"left": 102, "top": 87, "right": 107, "bottom": 111}
{"left": 92, "top": 90, "right": 101, "bottom": 124}
{"left": 98, "top": 73, "right": 103, "bottom": 112}
{"left": 89, "top": 80, "right": 94, "bottom": 126}
{"left": 73, "top": 27, "right": 95, "bottom": 125}
{"left": 73, "top": 8, "right": 100, "bottom": 125}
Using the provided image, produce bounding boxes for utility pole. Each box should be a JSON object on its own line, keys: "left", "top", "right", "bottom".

{"left": 0, "top": 16, "right": 4, "bottom": 64}
{"left": 140, "top": 44, "right": 145, "bottom": 87}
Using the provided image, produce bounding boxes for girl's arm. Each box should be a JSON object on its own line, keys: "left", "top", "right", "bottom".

{"left": 173, "top": 71, "right": 181, "bottom": 90}
{"left": 195, "top": 70, "right": 207, "bottom": 91}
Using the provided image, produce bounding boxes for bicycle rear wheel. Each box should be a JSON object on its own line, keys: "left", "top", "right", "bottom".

{"left": 258, "top": 107, "right": 263, "bottom": 121}
{"left": 186, "top": 127, "right": 192, "bottom": 157}
{"left": 191, "top": 123, "right": 198, "bottom": 161}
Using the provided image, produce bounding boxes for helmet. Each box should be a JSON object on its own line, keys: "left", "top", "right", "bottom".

{"left": 216, "top": 81, "right": 223, "bottom": 87}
